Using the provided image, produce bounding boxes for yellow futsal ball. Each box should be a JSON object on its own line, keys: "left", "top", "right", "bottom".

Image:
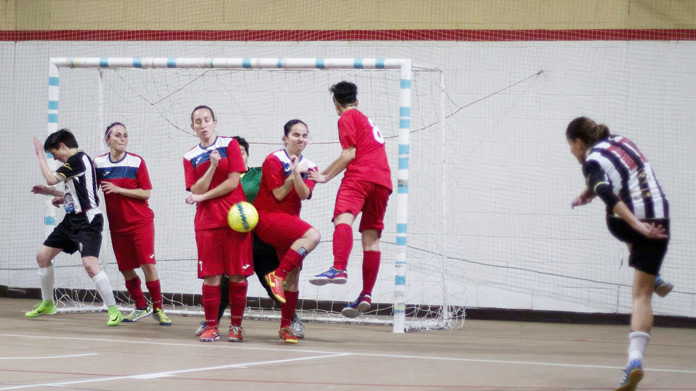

{"left": 227, "top": 201, "right": 259, "bottom": 233}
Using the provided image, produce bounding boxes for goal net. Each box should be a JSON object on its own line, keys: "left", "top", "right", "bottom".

{"left": 41, "top": 57, "right": 463, "bottom": 332}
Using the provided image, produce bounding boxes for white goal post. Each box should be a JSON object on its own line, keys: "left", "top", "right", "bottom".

{"left": 47, "top": 57, "right": 416, "bottom": 332}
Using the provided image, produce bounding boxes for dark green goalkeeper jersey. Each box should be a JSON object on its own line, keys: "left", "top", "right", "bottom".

{"left": 240, "top": 166, "right": 262, "bottom": 203}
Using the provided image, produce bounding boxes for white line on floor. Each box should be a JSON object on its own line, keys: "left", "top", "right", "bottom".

{"left": 0, "top": 353, "right": 97, "bottom": 360}
{"left": 0, "top": 352, "right": 351, "bottom": 390}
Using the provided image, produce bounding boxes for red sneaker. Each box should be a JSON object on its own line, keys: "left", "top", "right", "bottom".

{"left": 264, "top": 271, "right": 286, "bottom": 304}
{"left": 279, "top": 327, "right": 298, "bottom": 344}
{"left": 228, "top": 325, "right": 244, "bottom": 342}
{"left": 199, "top": 325, "right": 220, "bottom": 342}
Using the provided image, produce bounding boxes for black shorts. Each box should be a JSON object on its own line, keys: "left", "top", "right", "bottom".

{"left": 606, "top": 216, "right": 669, "bottom": 276}
{"left": 252, "top": 232, "right": 280, "bottom": 277}
{"left": 43, "top": 213, "right": 104, "bottom": 258}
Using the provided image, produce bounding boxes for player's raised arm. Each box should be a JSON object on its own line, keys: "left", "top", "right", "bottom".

{"left": 33, "top": 137, "right": 61, "bottom": 186}
{"left": 309, "top": 146, "right": 355, "bottom": 184}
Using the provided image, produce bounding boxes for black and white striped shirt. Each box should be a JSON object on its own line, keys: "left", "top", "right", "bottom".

{"left": 54, "top": 151, "right": 101, "bottom": 220}
{"left": 584, "top": 136, "right": 668, "bottom": 219}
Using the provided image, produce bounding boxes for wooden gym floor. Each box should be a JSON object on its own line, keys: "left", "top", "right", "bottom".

{"left": 1, "top": 298, "right": 694, "bottom": 391}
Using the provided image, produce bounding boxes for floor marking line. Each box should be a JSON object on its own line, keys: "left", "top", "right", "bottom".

{"left": 0, "top": 353, "right": 351, "bottom": 390}
{"left": 1, "top": 333, "right": 695, "bottom": 375}
{"left": 0, "top": 353, "right": 97, "bottom": 360}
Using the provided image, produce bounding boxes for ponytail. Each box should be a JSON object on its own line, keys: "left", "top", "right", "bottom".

{"left": 566, "top": 117, "right": 611, "bottom": 145}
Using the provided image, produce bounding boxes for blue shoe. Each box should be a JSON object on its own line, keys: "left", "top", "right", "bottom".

{"left": 309, "top": 267, "right": 347, "bottom": 286}
{"left": 614, "top": 360, "right": 644, "bottom": 391}
{"left": 654, "top": 275, "right": 674, "bottom": 298}
{"left": 341, "top": 294, "right": 371, "bottom": 318}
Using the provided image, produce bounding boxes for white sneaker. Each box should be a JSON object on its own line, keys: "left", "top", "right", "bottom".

{"left": 195, "top": 320, "right": 206, "bottom": 336}
{"left": 290, "top": 317, "right": 305, "bottom": 339}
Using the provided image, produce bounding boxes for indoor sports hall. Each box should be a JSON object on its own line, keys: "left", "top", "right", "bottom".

{"left": 1, "top": 1, "right": 695, "bottom": 390}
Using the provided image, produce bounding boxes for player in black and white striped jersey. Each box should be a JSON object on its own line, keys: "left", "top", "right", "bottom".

{"left": 30, "top": 129, "right": 123, "bottom": 326}
{"left": 566, "top": 117, "right": 673, "bottom": 391}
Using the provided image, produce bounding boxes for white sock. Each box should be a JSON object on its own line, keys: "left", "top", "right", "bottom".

{"left": 628, "top": 331, "right": 651, "bottom": 364}
{"left": 38, "top": 266, "right": 55, "bottom": 302}
{"left": 92, "top": 271, "right": 116, "bottom": 307}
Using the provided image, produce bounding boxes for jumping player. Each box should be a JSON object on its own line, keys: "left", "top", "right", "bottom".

{"left": 29, "top": 129, "right": 123, "bottom": 326}
{"left": 194, "top": 136, "right": 306, "bottom": 339}
{"left": 94, "top": 122, "right": 171, "bottom": 326}
{"left": 184, "top": 105, "right": 253, "bottom": 343}
{"left": 567, "top": 116, "right": 674, "bottom": 391}
{"left": 256, "top": 120, "right": 320, "bottom": 343}
{"left": 308, "top": 81, "right": 392, "bottom": 318}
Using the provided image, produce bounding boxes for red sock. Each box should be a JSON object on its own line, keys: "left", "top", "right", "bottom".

{"left": 362, "top": 251, "right": 381, "bottom": 296}
{"left": 281, "top": 290, "right": 299, "bottom": 328}
{"left": 333, "top": 224, "right": 353, "bottom": 271}
{"left": 145, "top": 279, "right": 162, "bottom": 310}
{"left": 125, "top": 275, "right": 147, "bottom": 309}
{"left": 276, "top": 249, "right": 304, "bottom": 279}
{"left": 202, "top": 284, "right": 221, "bottom": 327}
{"left": 228, "top": 281, "right": 248, "bottom": 327}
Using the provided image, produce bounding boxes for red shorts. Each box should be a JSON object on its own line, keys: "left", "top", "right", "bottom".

{"left": 110, "top": 222, "right": 156, "bottom": 272}
{"left": 333, "top": 180, "right": 391, "bottom": 234}
{"left": 195, "top": 226, "right": 253, "bottom": 278}
{"left": 255, "top": 211, "right": 313, "bottom": 262}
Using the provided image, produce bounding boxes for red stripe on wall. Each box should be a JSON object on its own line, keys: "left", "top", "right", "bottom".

{"left": 2, "top": 29, "right": 696, "bottom": 41}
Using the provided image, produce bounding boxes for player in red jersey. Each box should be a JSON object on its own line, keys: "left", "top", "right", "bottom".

{"left": 94, "top": 122, "right": 171, "bottom": 326}
{"left": 184, "top": 105, "right": 253, "bottom": 343}
{"left": 255, "top": 119, "right": 321, "bottom": 343}
{"left": 308, "top": 81, "right": 392, "bottom": 318}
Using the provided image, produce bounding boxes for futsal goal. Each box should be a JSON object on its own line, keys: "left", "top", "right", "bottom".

{"left": 42, "top": 57, "right": 463, "bottom": 332}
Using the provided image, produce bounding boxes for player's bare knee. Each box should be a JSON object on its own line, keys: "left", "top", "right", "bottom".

{"left": 227, "top": 274, "right": 246, "bottom": 284}
{"left": 306, "top": 228, "right": 321, "bottom": 247}
{"left": 36, "top": 253, "right": 48, "bottom": 267}
{"left": 121, "top": 269, "right": 137, "bottom": 280}
{"left": 140, "top": 264, "right": 158, "bottom": 280}
{"left": 82, "top": 262, "right": 101, "bottom": 278}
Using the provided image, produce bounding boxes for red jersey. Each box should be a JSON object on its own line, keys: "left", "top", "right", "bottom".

{"left": 338, "top": 109, "right": 392, "bottom": 190}
{"left": 183, "top": 136, "right": 247, "bottom": 230}
{"left": 254, "top": 150, "right": 317, "bottom": 216}
{"left": 94, "top": 152, "right": 154, "bottom": 233}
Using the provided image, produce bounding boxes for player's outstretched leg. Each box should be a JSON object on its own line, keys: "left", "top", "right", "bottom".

{"left": 653, "top": 274, "right": 674, "bottom": 298}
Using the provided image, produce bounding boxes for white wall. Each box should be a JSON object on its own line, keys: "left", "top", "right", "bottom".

{"left": 2, "top": 40, "right": 694, "bottom": 317}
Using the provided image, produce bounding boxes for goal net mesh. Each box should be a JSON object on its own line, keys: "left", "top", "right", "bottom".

{"left": 42, "top": 64, "right": 463, "bottom": 330}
